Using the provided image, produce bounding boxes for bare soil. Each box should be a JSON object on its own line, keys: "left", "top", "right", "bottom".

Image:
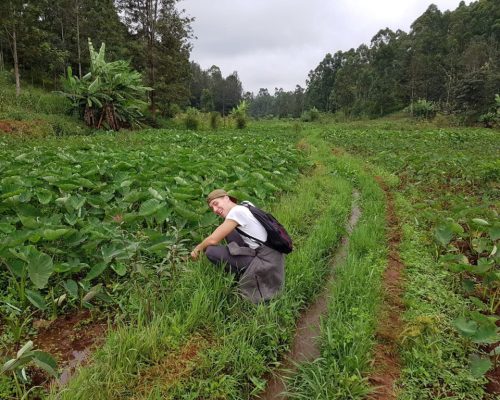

{"left": 31, "top": 309, "right": 108, "bottom": 388}
{"left": 257, "top": 191, "right": 361, "bottom": 399}
{"left": 0, "top": 119, "right": 48, "bottom": 136}
{"left": 130, "top": 333, "right": 211, "bottom": 396}
{"left": 366, "top": 176, "right": 405, "bottom": 400}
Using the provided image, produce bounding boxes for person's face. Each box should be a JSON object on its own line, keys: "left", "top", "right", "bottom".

{"left": 209, "top": 195, "right": 232, "bottom": 218}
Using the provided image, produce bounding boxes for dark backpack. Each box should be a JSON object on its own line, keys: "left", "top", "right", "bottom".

{"left": 236, "top": 201, "right": 293, "bottom": 254}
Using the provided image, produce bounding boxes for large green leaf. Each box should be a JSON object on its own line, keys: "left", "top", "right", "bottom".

{"left": 36, "top": 189, "right": 53, "bottom": 205}
{"left": 139, "top": 199, "right": 163, "bottom": 216}
{"left": 85, "top": 262, "right": 108, "bottom": 281}
{"left": 469, "top": 354, "right": 492, "bottom": 378}
{"left": 25, "top": 247, "right": 54, "bottom": 289}
{"left": 434, "top": 224, "right": 455, "bottom": 247}
{"left": 111, "top": 262, "right": 127, "bottom": 276}
{"left": 42, "top": 228, "right": 73, "bottom": 241}
{"left": 63, "top": 279, "right": 79, "bottom": 298}
{"left": 453, "top": 317, "right": 477, "bottom": 337}
{"left": 490, "top": 224, "right": 500, "bottom": 241}
{"left": 32, "top": 351, "right": 58, "bottom": 378}
{"left": 25, "top": 289, "right": 47, "bottom": 310}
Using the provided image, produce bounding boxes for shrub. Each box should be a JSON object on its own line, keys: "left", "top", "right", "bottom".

{"left": 301, "top": 107, "right": 320, "bottom": 122}
{"left": 209, "top": 111, "right": 220, "bottom": 130}
{"left": 406, "top": 99, "right": 436, "bottom": 119}
{"left": 230, "top": 101, "right": 248, "bottom": 129}
{"left": 184, "top": 107, "right": 200, "bottom": 130}
{"left": 477, "top": 112, "right": 498, "bottom": 128}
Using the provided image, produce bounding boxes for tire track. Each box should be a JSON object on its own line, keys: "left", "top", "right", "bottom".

{"left": 366, "top": 176, "right": 404, "bottom": 400}
{"left": 257, "top": 190, "right": 361, "bottom": 400}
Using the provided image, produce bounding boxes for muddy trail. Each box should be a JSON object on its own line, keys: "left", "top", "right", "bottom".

{"left": 367, "top": 177, "right": 404, "bottom": 400}
{"left": 257, "top": 190, "right": 361, "bottom": 400}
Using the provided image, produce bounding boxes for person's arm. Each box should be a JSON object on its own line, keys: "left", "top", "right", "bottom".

{"left": 191, "top": 219, "right": 238, "bottom": 259}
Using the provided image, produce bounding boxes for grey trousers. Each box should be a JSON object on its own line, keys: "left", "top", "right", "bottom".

{"left": 205, "top": 231, "right": 255, "bottom": 276}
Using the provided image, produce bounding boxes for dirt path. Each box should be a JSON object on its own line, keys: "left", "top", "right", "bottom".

{"left": 257, "top": 191, "right": 361, "bottom": 400}
{"left": 367, "top": 177, "right": 405, "bottom": 400}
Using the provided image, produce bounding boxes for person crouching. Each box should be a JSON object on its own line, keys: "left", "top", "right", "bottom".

{"left": 190, "top": 189, "right": 284, "bottom": 303}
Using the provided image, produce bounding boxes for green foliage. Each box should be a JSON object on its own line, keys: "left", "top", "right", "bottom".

{"left": 407, "top": 99, "right": 437, "bottom": 119}
{"left": 323, "top": 121, "right": 497, "bottom": 398}
{"left": 477, "top": 94, "right": 500, "bottom": 127}
{"left": 189, "top": 64, "right": 242, "bottom": 115}
{"left": 184, "top": 107, "right": 200, "bottom": 130}
{"left": 50, "top": 143, "right": 352, "bottom": 399}
{"left": 0, "top": 127, "right": 304, "bottom": 328}
{"left": 305, "top": 1, "right": 500, "bottom": 119}
{"left": 1, "top": 341, "right": 57, "bottom": 399}
{"left": 59, "top": 39, "right": 151, "bottom": 131}
{"left": 209, "top": 111, "right": 220, "bottom": 130}
{"left": 230, "top": 100, "right": 248, "bottom": 129}
{"left": 301, "top": 107, "right": 320, "bottom": 122}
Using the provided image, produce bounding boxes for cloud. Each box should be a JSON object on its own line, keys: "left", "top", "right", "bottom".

{"left": 180, "top": 0, "right": 471, "bottom": 94}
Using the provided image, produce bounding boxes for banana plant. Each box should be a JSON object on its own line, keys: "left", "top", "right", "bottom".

{"left": 58, "top": 39, "right": 152, "bottom": 130}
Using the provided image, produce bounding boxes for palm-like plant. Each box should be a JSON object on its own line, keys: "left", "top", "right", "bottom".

{"left": 60, "top": 39, "right": 151, "bottom": 130}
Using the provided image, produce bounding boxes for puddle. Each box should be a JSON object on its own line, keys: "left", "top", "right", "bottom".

{"left": 58, "top": 349, "right": 90, "bottom": 385}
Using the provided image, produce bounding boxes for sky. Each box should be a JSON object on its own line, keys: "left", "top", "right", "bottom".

{"left": 179, "top": 0, "right": 472, "bottom": 95}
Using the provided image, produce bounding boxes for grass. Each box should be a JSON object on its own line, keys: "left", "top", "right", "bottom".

{"left": 285, "top": 134, "right": 387, "bottom": 399}
{"left": 319, "top": 120, "right": 496, "bottom": 399}
{"left": 0, "top": 71, "right": 92, "bottom": 136}
{"left": 396, "top": 194, "right": 487, "bottom": 400}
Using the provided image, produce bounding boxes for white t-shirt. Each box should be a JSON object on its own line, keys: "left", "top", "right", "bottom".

{"left": 226, "top": 204, "right": 267, "bottom": 249}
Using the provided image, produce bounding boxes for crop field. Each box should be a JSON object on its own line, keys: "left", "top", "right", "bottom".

{"left": 0, "top": 129, "right": 303, "bottom": 316}
{"left": 0, "top": 120, "right": 499, "bottom": 399}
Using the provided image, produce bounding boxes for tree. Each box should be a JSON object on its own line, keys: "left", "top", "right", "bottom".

{"left": 116, "top": 0, "right": 193, "bottom": 115}
{"left": 0, "top": 0, "right": 24, "bottom": 95}
{"left": 248, "top": 88, "right": 274, "bottom": 118}
{"left": 305, "top": 52, "right": 343, "bottom": 111}
{"left": 224, "top": 72, "right": 243, "bottom": 113}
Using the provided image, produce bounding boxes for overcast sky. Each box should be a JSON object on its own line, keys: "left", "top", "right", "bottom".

{"left": 180, "top": 0, "right": 472, "bottom": 94}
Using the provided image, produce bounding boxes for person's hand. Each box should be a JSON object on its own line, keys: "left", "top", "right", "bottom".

{"left": 191, "top": 247, "right": 201, "bottom": 260}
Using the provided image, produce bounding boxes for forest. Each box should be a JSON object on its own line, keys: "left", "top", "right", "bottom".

{"left": 0, "top": 0, "right": 498, "bottom": 123}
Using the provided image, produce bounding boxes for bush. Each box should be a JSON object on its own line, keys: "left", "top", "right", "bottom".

{"left": 406, "top": 99, "right": 436, "bottom": 119}
{"left": 184, "top": 107, "right": 200, "bottom": 130}
{"left": 477, "top": 112, "right": 498, "bottom": 128}
{"left": 230, "top": 101, "right": 248, "bottom": 129}
{"left": 209, "top": 111, "right": 220, "bottom": 130}
{"left": 301, "top": 107, "right": 320, "bottom": 122}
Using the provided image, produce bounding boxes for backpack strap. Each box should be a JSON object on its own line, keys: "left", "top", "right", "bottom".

{"left": 235, "top": 227, "right": 265, "bottom": 246}
{"left": 236, "top": 201, "right": 266, "bottom": 246}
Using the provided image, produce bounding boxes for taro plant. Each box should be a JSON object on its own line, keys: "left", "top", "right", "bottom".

{"left": 1, "top": 341, "right": 57, "bottom": 399}
{"left": 436, "top": 215, "right": 500, "bottom": 377}
{"left": 58, "top": 39, "right": 151, "bottom": 130}
{"left": 453, "top": 311, "right": 500, "bottom": 378}
{"left": 0, "top": 246, "right": 54, "bottom": 311}
{"left": 437, "top": 216, "right": 499, "bottom": 312}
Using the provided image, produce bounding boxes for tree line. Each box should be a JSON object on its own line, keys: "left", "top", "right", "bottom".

{"left": 1, "top": 0, "right": 498, "bottom": 122}
{"left": 304, "top": 0, "right": 499, "bottom": 120}
{"left": 0, "top": 0, "right": 194, "bottom": 116}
